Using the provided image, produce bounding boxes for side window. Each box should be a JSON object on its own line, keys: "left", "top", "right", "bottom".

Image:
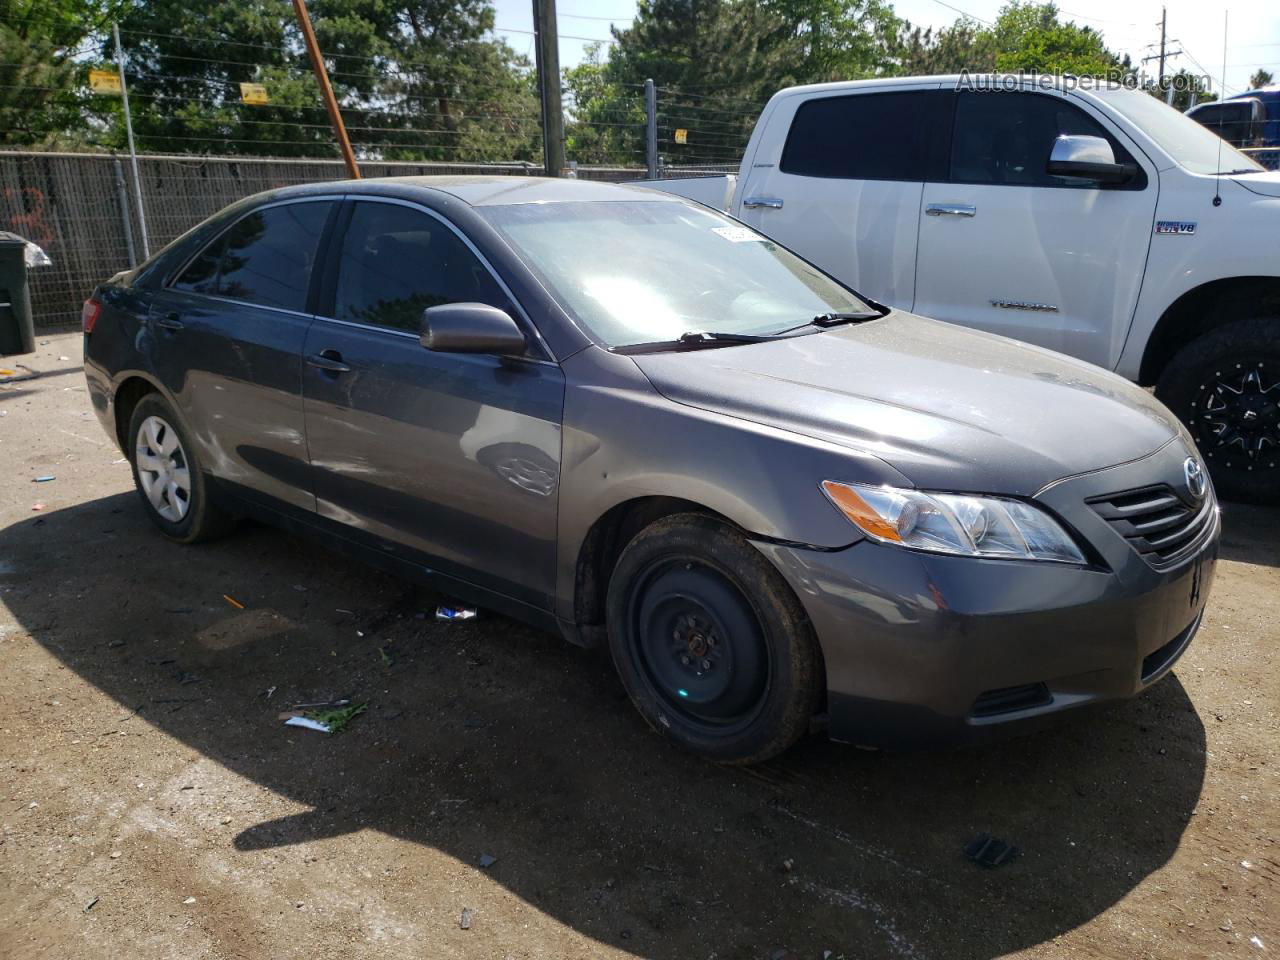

{"left": 950, "top": 92, "right": 1139, "bottom": 187}
{"left": 332, "top": 202, "right": 515, "bottom": 333}
{"left": 780, "top": 90, "right": 949, "bottom": 181}
{"left": 172, "top": 201, "right": 331, "bottom": 311}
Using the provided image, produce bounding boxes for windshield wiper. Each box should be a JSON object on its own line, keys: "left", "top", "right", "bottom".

{"left": 770, "top": 311, "right": 884, "bottom": 336}
{"left": 614, "top": 330, "right": 777, "bottom": 354}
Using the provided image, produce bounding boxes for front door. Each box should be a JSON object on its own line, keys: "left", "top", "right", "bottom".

{"left": 148, "top": 198, "right": 334, "bottom": 511}
{"left": 912, "top": 90, "right": 1158, "bottom": 368}
{"left": 301, "top": 199, "right": 565, "bottom": 610}
{"left": 735, "top": 85, "right": 948, "bottom": 310}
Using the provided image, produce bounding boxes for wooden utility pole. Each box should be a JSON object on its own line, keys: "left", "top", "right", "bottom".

{"left": 291, "top": 0, "right": 360, "bottom": 179}
{"left": 532, "top": 0, "right": 566, "bottom": 177}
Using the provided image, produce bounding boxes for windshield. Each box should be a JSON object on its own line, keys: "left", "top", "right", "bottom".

{"left": 478, "top": 199, "right": 874, "bottom": 347}
{"left": 1090, "top": 86, "right": 1264, "bottom": 174}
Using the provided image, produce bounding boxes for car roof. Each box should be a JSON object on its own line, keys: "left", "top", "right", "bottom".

{"left": 265, "top": 175, "right": 680, "bottom": 208}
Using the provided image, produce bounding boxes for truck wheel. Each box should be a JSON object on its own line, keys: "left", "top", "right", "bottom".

{"left": 1155, "top": 318, "right": 1280, "bottom": 504}
{"left": 605, "top": 513, "right": 823, "bottom": 765}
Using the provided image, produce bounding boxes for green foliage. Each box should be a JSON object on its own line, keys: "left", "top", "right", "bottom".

{"left": 1249, "top": 69, "right": 1274, "bottom": 91}
{"left": 99, "top": 0, "right": 541, "bottom": 161}
{"left": 307, "top": 701, "right": 367, "bottom": 733}
{"left": 893, "top": 18, "right": 995, "bottom": 75}
{"left": 0, "top": 0, "right": 127, "bottom": 147}
{"left": 892, "top": 2, "right": 1130, "bottom": 81}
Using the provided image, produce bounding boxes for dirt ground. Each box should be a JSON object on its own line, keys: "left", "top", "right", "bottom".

{"left": 0, "top": 331, "right": 1276, "bottom": 960}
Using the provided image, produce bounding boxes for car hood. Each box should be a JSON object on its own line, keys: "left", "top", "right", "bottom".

{"left": 1234, "top": 170, "right": 1280, "bottom": 198}
{"left": 631, "top": 312, "right": 1181, "bottom": 495}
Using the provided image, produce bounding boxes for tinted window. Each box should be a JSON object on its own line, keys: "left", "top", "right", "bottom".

{"left": 332, "top": 202, "right": 513, "bottom": 332}
{"left": 173, "top": 201, "right": 330, "bottom": 311}
{"left": 951, "top": 92, "right": 1136, "bottom": 187}
{"left": 780, "top": 91, "right": 947, "bottom": 181}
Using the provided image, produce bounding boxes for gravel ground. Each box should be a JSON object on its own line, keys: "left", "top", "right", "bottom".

{"left": 1, "top": 332, "right": 1276, "bottom": 960}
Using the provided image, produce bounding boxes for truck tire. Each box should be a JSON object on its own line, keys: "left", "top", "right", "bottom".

{"left": 1155, "top": 318, "right": 1280, "bottom": 504}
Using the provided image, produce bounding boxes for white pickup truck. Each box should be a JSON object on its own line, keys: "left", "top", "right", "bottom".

{"left": 639, "top": 75, "right": 1280, "bottom": 502}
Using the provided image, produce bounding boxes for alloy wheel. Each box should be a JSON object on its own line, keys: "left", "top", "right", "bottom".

{"left": 135, "top": 415, "right": 192, "bottom": 522}
{"left": 1192, "top": 361, "right": 1280, "bottom": 472}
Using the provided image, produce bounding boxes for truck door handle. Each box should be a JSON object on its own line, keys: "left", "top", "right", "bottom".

{"left": 155, "top": 313, "right": 184, "bottom": 331}
{"left": 742, "top": 196, "right": 784, "bottom": 209}
{"left": 306, "top": 350, "right": 351, "bottom": 374}
{"left": 926, "top": 203, "right": 977, "bottom": 218}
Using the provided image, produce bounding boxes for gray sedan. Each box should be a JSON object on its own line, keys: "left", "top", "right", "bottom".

{"left": 83, "top": 177, "right": 1219, "bottom": 763}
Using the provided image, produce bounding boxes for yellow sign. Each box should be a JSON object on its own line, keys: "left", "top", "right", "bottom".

{"left": 88, "top": 69, "right": 121, "bottom": 95}
{"left": 239, "top": 82, "right": 269, "bottom": 105}
{"left": 674, "top": 128, "right": 688, "bottom": 145}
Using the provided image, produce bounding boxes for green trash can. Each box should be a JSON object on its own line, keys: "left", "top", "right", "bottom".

{"left": 0, "top": 233, "right": 35, "bottom": 357}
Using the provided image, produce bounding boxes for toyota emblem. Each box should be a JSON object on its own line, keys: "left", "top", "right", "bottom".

{"left": 1184, "top": 457, "right": 1207, "bottom": 500}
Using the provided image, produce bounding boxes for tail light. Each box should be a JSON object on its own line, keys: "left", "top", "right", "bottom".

{"left": 82, "top": 298, "right": 102, "bottom": 333}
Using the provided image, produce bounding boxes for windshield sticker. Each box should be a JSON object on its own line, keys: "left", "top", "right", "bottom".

{"left": 712, "top": 225, "right": 766, "bottom": 243}
{"left": 1155, "top": 220, "right": 1196, "bottom": 236}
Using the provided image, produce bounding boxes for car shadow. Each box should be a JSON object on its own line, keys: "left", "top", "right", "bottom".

{"left": 2, "top": 492, "right": 1209, "bottom": 959}
{"left": 1216, "top": 501, "right": 1280, "bottom": 567}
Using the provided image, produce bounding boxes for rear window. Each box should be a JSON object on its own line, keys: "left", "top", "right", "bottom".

{"left": 172, "top": 201, "right": 331, "bottom": 312}
{"left": 780, "top": 90, "right": 948, "bottom": 181}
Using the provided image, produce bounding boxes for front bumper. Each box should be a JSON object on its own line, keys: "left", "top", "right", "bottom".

{"left": 755, "top": 440, "right": 1220, "bottom": 748}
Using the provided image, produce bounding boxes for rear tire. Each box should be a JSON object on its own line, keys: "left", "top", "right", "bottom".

{"left": 605, "top": 513, "right": 823, "bottom": 765}
{"left": 1155, "top": 318, "right": 1280, "bottom": 504}
{"left": 127, "top": 394, "right": 236, "bottom": 543}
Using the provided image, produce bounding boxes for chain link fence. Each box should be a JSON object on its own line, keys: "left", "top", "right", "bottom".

{"left": 0, "top": 150, "right": 676, "bottom": 331}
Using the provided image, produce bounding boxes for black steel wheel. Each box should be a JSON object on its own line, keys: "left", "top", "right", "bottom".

{"left": 606, "top": 513, "right": 823, "bottom": 764}
{"left": 1157, "top": 318, "right": 1280, "bottom": 504}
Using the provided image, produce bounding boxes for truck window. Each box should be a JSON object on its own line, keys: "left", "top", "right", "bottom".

{"left": 950, "top": 91, "right": 1143, "bottom": 188}
{"left": 779, "top": 90, "right": 948, "bottom": 181}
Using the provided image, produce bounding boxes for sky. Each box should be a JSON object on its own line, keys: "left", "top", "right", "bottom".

{"left": 491, "top": 0, "right": 1280, "bottom": 98}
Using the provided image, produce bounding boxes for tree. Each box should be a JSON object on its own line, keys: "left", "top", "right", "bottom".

{"left": 0, "top": 0, "right": 126, "bottom": 147}
{"left": 893, "top": 18, "right": 995, "bottom": 75}
{"left": 988, "top": 2, "right": 1129, "bottom": 78}
{"left": 102, "top": 0, "right": 540, "bottom": 162}
{"left": 1249, "top": 69, "right": 1274, "bottom": 90}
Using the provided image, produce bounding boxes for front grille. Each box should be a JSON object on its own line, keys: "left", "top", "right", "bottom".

{"left": 1087, "top": 484, "right": 1215, "bottom": 569}
{"left": 971, "top": 682, "right": 1052, "bottom": 718}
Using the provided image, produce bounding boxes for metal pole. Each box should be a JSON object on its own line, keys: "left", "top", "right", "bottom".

{"left": 645, "top": 78, "right": 657, "bottom": 178}
{"left": 1158, "top": 7, "right": 1167, "bottom": 87}
{"left": 291, "top": 0, "right": 360, "bottom": 179}
{"left": 113, "top": 157, "right": 137, "bottom": 268}
{"left": 532, "top": 0, "right": 565, "bottom": 176}
{"left": 113, "top": 23, "right": 150, "bottom": 259}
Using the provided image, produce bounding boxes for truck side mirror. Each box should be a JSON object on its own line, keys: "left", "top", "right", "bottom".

{"left": 420, "top": 302, "right": 527, "bottom": 356}
{"left": 1046, "top": 135, "right": 1135, "bottom": 185}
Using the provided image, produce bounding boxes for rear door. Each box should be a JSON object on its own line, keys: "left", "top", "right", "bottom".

{"left": 148, "top": 198, "right": 335, "bottom": 511}
{"left": 735, "top": 85, "right": 948, "bottom": 309}
{"left": 913, "top": 90, "right": 1157, "bottom": 368}
{"left": 301, "top": 198, "right": 565, "bottom": 611}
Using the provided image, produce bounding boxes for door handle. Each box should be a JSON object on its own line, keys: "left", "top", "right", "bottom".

{"left": 742, "top": 196, "right": 784, "bottom": 209}
{"left": 925, "top": 203, "right": 977, "bottom": 218}
{"left": 306, "top": 350, "right": 351, "bottom": 374}
{"left": 155, "top": 313, "right": 184, "bottom": 331}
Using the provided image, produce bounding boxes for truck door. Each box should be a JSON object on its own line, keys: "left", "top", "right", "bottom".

{"left": 912, "top": 90, "right": 1158, "bottom": 368}
{"left": 735, "top": 85, "right": 948, "bottom": 311}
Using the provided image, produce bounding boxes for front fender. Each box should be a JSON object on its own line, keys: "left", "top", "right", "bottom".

{"left": 554, "top": 348, "right": 909, "bottom": 621}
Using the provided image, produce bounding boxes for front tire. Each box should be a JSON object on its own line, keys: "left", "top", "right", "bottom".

{"left": 1155, "top": 318, "right": 1280, "bottom": 504}
{"left": 127, "top": 394, "right": 235, "bottom": 543}
{"left": 606, "top": 514, "right": 823, "bottom": 764}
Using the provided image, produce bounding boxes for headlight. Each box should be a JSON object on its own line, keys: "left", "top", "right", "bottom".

{"left": 821, "top": 480, "right": 1086, "bottom": 564}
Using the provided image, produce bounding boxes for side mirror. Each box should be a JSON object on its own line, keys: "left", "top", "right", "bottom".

{"left": 420, "top": 302, "right": 527, "bottom": 356}
{"left": 1046, "top": 135, "right": 1135, "bottom": 185}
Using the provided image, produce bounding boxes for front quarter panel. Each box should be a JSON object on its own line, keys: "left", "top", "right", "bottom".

{"left": 554, "top": 346, "right": 911, "bottom": 622}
